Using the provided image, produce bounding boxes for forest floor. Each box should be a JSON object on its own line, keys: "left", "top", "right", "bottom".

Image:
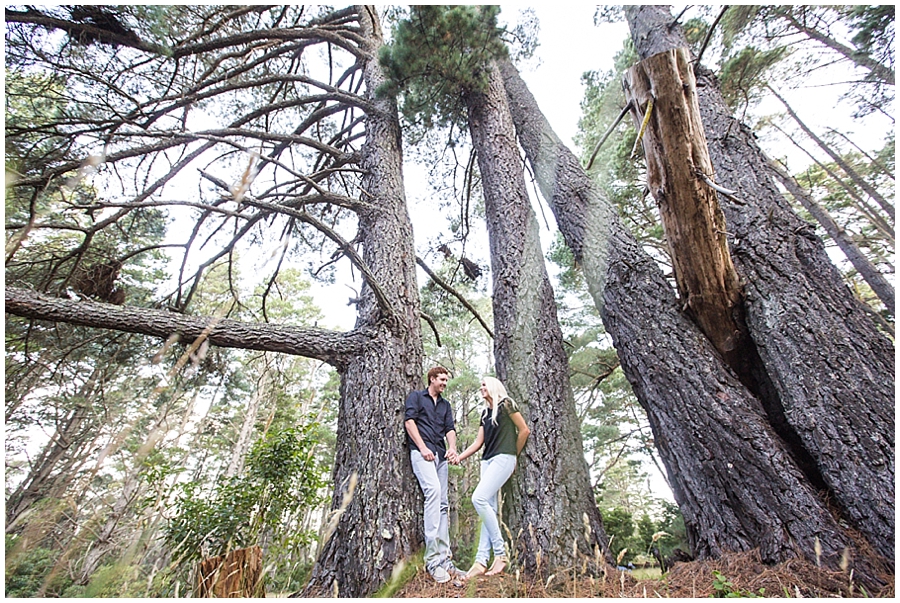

{"left": 384, "top": 550, "right": 895, "bottom": 598}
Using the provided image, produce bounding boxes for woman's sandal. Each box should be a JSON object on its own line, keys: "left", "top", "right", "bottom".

{"left": 465, "top": 562, "right": 487, "bottom": 579}
{"left": 485, "top": 555, "right": 507, "bottom": 576}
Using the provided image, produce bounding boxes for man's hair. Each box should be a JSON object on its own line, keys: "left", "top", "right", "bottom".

{"left": 426, "top": 366, "right": 450, "bottom": 384}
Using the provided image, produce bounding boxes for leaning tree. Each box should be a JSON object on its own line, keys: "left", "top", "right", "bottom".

{"left": 494, "top": 4, "right": 892, "bottom": 583}
{"left": 380, "top": 6, "right": 611, "bottom": 573}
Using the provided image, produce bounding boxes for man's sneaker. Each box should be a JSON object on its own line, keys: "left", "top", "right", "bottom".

{"left": 445, "top": 563, "right": 468, "bottom": 580}
{"left": 429, "top": 565, "right": 451, "bottom": 584}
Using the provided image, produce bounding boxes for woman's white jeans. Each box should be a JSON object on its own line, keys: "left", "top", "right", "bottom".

{"left": 410, "top": 450, "right": 451, "bottom": 571}
{"left": 472, "top": 453, "right": 517, "bottom": 566}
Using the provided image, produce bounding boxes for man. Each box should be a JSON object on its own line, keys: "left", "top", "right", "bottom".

{"left": 404, "top": 366, "right": 466, "bottom": 583}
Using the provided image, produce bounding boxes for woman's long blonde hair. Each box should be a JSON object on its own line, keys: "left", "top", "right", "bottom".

{"left": 482, "top": 376, "right": 518, "bottom": 425}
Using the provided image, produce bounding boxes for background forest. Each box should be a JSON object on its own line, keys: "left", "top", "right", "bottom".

{"left": 4, "top": 5, "right": 893, "bottom": 597}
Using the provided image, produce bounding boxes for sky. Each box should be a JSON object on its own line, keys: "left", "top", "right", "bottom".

{"left": 513, "top": 5, "right": 630, "bottom": 150}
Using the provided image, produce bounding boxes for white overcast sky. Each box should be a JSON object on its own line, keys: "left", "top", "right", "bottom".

{"left": 513, "top": 5, "right": 631, "bottom": 150}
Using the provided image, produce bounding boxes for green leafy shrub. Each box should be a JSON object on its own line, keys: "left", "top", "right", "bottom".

{"left": 164, "top": 423, "right": 325, "bottom": 567}
{"left": 5, "top": 535, "right": 67, "bottom": 597}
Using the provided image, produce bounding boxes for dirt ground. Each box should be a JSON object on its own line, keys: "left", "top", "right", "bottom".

{"left": 389, "top": 550, "right": 895, "bottom": 598}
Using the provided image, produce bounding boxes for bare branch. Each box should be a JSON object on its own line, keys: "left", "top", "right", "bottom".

{"left": 420, "top": 312, "right": 442, "bottom": 347}
{"left": 415, "top": 256, "right": 493, "bottom": 339}
{"left": 5, "top": 287, "right": 371, "bottom": 368}
{"left": 586, "top": 101, "right": 632, "bottom": 170}
{"left": 245, "top": 199, "right": 397, "bottom": 323}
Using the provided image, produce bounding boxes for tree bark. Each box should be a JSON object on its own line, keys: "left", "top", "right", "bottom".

{"left": 497, "top": 56, "right": 888, "bottom": 583}
{"left": 767, "top": 157, "right": 895, "bottom": 312}
{"left": 300, "top": 6, "right": 425, "bottom": 597}
{"left": 622, "top": 47, "right": 748, "bottom": 367}
{"left": 626, "top": 4, "right": 894, "bottom": 562}
{"left": 465, "top": 62, "right": 611, "bottom": 574}
{"left": 5, "top": 286, "right": 374, "bottom": 368}
{"left": 6, "top": 5, "right": 427, "bottom": 596}
{"left": 697, "top": 60, "right": 895, "bottom": 561}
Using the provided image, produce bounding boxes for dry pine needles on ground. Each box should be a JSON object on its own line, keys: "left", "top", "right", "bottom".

{"left": 389, "top": 550, "right": 894, "bottom": 598}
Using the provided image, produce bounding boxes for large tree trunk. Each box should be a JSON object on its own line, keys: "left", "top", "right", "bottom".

{"left": 465, "top": 62, "right": 610, "bottom": 574}
{"left": 300, "top": 7, "right": 425, "bottom": 597}
{"left": 497, "top": 57, "right": 888, "bottom": 583}
{"left": 5, "top": 5, "right": 427, "bottom": 597}
{"left": 626, "top": 4, "right": 894, "bottom": 563}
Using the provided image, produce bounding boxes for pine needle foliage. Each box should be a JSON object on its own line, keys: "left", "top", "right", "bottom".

{"left": 378, "top": 5, "right": 508, "bottom": 132}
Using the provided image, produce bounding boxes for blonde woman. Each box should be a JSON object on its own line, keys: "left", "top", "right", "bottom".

{"left": 458, "top": 377, "right": 530, "bottom": 578}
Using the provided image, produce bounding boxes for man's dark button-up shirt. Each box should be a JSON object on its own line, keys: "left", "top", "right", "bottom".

{"left": 404, "top": 388, "right": 455, "bottom": 460}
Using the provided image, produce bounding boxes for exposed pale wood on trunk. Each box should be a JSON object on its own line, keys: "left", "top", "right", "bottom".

{"left": 196, "top": 546, "right": 265, "bottom": 598}
{"left": 695, "top": 60, "right": 895, "bottom": 561}
{"left": 622, "top": 47, "right": 746, "bottom": 364}
{"left": 624, "top": 4, "right": 894, "bottom": 563}
{"left": 497, "top": 56, "right": 884, "bottom": 584}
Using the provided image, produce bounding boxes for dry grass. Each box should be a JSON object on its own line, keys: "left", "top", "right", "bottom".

{"left": 388, "top": 550, "right": 894, "bottom": 598}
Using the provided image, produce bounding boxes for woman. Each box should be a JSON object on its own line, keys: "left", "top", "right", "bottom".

{"left": 458, "top": 376, "right": 530, "bottom": 578}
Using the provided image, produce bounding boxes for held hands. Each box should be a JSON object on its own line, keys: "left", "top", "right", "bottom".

{"left": 419, "top": 447, "right": 462, "bottom": 464}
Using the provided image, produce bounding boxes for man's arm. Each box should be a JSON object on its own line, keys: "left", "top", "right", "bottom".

{"left": 445, "top": 429, "right": 458, "bottom": 464}
{"left": 405, "top": 419, "right": 435, "bottom": 461}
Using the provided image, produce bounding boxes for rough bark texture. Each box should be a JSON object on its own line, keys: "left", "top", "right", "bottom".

{"left": 5, "top": 286, "right": 373, "bottom": 369}
{"left": 5, "top": 6, "right": 425, "bottom": 597}
{"left": 622, "top": 47, "right": 747, "bottom": 366}
{"left": 465, "top": 62, "right": 610, "bottom": 574}
{"left": 301, "top": 6, "right": 425, "bottom": 597}
{"left": 497, "top": 57, "right": 888, "bottom": 582}
{"left": 696, "top": 63, "right": 895, "bottom": 561}
{"left": 625, "top": 4, "right": 894, "bottom": 562}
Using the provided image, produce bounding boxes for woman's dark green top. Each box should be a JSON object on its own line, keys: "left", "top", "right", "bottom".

{"left": 481, "top": 400, "right": 518, "bottom": 460}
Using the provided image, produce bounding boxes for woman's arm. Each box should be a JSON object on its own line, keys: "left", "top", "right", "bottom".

{"left": 510, "top": 412, "right": 531, "bottom": 454}
{"left": 458, "top": 426, "right": 485, "bottom": 462}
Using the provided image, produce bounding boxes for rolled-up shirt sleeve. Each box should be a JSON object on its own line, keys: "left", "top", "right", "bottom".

{"left": 404, "top": 391, "right": 420, "bottom": 423}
